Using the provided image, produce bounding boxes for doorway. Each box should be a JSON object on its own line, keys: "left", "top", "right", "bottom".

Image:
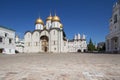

{"left": 0, "top": 48, "right": 3, "bottom": 53}
{"left": 40, "top": 36, "right": 49, "bottom": 52}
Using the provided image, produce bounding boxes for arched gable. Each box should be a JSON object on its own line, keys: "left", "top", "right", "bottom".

{"left": 32, "top": 31, "right": 40, "bottom": 42}
{"left": 24, "top": 32, "right": 32, "bottom": 42}
{"left": 40, "top": 30, "right": 49, "bottom": 38}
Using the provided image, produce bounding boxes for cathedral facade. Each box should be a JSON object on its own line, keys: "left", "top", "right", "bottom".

{"left": 24, "top": 14, "right": 87, "bottom": 53}
{"left": 106, "top": 0, "right": 120, "bottom": 53}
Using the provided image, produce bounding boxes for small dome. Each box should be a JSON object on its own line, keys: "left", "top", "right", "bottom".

{"left": 46, "top": 15, "right": 52, "bottom": 21}
{"left": 52, "top": 15, "right": 60, "bottom": 22}
{"left": 60, "top": 23, "right": 63, "bottom": 28}
{"left": 35, "top": 18, "right": 44, "bottom": 25}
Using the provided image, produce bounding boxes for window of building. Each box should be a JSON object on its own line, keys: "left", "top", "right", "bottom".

{"left": 114, "top": 14, "right": 117, "bottom": 23}
{"left": 54, "top": 31, "right": 55, "bottom": 35}
{"left": 54, "top": 41, "right": 55, "bottom": 45}
{"left": 64, "top": 42, "right": 66, "bottom": 46}
{"left": 0, "top": 37, "right": 2, "bottom": 42}
{"left": 107, "top": 40, "right": 109, "bottom": 50}
{"left": 5, "top": 33, "right": 7, "bottom": 37}
{"left": 115, "top": 39, "right": 117, "bottom": 43}
{"left": 9, "top": 39, "right": 12, "bottom": 44}
{"left": 36, "top": 42, "right": 38, "bottom": 46}
{"left": 28, "top": 42, "right": 30, "bottom": 46}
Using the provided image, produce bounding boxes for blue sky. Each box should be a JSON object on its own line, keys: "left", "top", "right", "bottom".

{"left": 0, "top": 0, "right": 118, "bottom": 44}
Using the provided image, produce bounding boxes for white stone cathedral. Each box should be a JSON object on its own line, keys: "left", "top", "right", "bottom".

{"left": 24, "top": 14, "right": 87, "bottom": 53}
{"left": 106, "top": 0, "right": 120, "bottom": 53}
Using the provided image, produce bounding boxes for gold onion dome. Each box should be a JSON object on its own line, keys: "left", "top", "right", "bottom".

{"left": 52, "top": 15, "right": 60, "bottom": 22}
{"left": 46, "top": 15, "right": 53, "bottom": 21}
{"left": 35, "top": 18, "right": 44, "bottom": 25}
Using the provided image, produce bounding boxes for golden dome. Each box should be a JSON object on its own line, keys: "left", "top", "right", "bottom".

{"left": 35, "top": 18, "right": 44, "bottom": 25}
{"left": 52, "top": 15, "right": 60, "bottom": 22}
{"left": 46, "top": 16, "right": 52, "bottom": 21}
{"left": 60, "top": 23, "right": 63, "bottom": 28}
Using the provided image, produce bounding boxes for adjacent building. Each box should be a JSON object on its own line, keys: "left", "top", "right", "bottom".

{"left": 0, "top": 26, "right": 15, "bottom": 54}
{"left": 24, "top": 13, "right": 87, "bottom": 53}
{"left": 68, "top": 34, "right": 87, "bottom": 52}
{"left": 106, "top": 0, "right": 120, "bottom": 53}
{"left": 15, "top": 35, "right": 24, "bottom": 53}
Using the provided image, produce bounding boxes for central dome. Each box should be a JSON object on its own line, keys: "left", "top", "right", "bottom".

{"left": 52, "top": 15, "right": 60, "bottom": 22}
{"left": 46, "top": 15, "right": 53, "bottom": 21}
{"left": 35, "top": 18, "right": 44, "bottom": 25}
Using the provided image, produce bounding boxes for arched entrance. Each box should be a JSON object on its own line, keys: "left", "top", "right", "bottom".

{"left": 40, "top": 36, "right": 49, "bottom": 52}
{"left": 77, "top": 49, "right": 81, "bottom": 52}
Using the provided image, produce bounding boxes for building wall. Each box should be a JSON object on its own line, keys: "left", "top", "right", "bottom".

{"left": 106, "top": 2, "right": 120, "bottom": 52}
{"left": 15, "top": 36, "right": 24, "bottom": 53}
{"left": 0, "top": 27, "right": 15, "bottom": 54}
{"left": 68, "top": 41, "right": 87, "bottom": 52}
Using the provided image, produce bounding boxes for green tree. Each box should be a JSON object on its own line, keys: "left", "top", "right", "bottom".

{"left": 87, "top": 38, "right": 95, "bottom": 51}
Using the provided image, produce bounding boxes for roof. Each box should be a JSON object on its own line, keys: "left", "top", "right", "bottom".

{"left": 0, "top": 25, "right": 15, "bottom": 31}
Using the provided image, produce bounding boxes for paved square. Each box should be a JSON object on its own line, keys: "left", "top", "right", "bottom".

{"left": 0, "top": 53, "right": 120, "bottom": 80}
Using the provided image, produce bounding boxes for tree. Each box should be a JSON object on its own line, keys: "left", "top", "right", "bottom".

{"left": 87, "top": 38, "right": 95, "bottom": 51}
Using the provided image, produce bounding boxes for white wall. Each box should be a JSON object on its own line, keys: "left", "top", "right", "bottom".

{"left": 0, "top": 27, "right": 15, "bottom": 54}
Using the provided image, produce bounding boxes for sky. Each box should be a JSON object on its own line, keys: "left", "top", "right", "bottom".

{"left": 0, "top": 0, "right": 118, "bottom": 44}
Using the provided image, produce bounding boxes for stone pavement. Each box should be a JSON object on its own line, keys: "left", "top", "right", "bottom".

{"left": 0, "top": 53, "right": 120, "bottom": 80}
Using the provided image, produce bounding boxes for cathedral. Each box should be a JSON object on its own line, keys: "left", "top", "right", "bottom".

{"left": 106, "top": 0, "right": 120, "bottom": 53}
{"left": 24, "top": 14, "right": 87, "bottom": 53}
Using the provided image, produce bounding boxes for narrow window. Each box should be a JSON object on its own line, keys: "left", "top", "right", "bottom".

{"left": 0, "top": 37, "right": 2, "bottom": 42}
{"left": 36, "top": 42, "right": 38, "bottom": 46}
{"left": 28, "top": 42, "right": 30, "bottom": 46}
{"left": 5, "top": 33, "right": 7, "bottom": 37}
{"left": 54, "top": 31, "right": 55, "bottom": 35}
{"left": 64, "top": 42, "right": 66, "bottom": 46}
{"left": 54, "top": 41, "right": 55, "bottom": 45}
{"left": 9, "top": 39, "right": 12, "bottom": 44}
{"left": 114, "top": 15, "right": 117, "bottom": 23}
